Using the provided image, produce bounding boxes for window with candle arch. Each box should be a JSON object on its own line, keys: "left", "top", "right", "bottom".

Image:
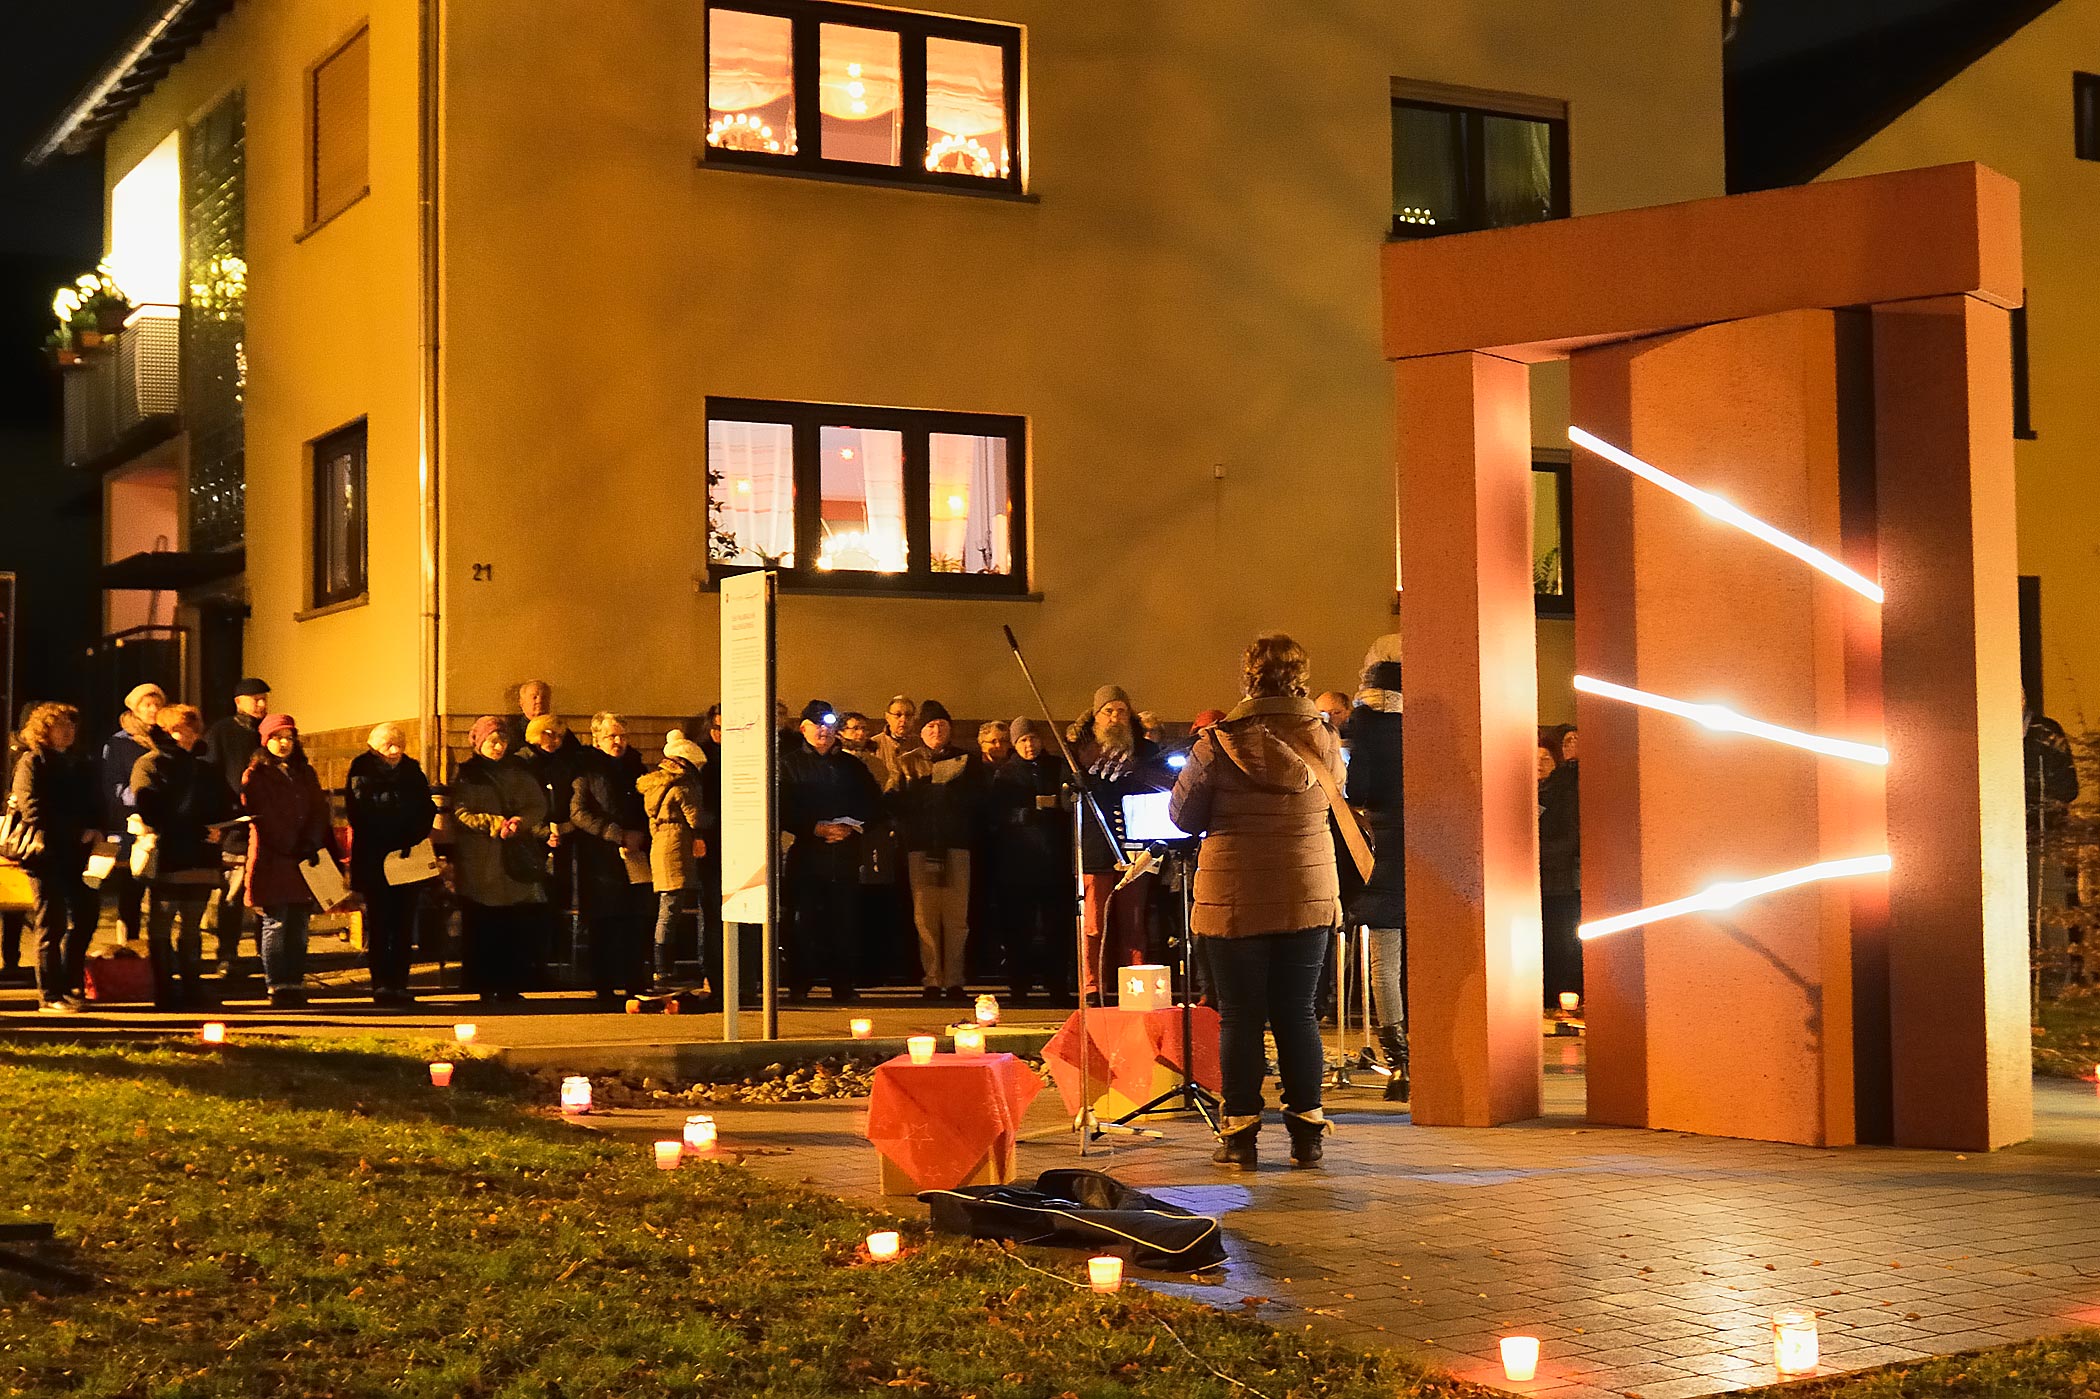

{"left": 704, "top": 1, "right": 1021, "bottom": 193}
{"left": 707, "top": 398, "right": 1026, "bottom": 595}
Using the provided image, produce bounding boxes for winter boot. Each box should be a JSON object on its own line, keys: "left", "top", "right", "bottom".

{"left": 1211, "top": 1115, "right": 1260, "bottom": 1171}
{"left": 1378, "top": 1025, "right": 1410, "bottom": 1103}
{"left": 1283, "top": 1109, "right": 1331, "bottom": 1168}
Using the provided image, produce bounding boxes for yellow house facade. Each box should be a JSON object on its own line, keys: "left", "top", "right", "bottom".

{"left": 1734, "top": 0, "right": 2100, "bottom": 730}
{"left": 39, "top": 0, "right": 1727, "bottom": 759}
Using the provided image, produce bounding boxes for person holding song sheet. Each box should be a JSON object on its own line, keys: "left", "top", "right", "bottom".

{"left": 569, "top": 713, "right": 653, "bottom": 1004}
{"left": 451, "top": 715, "right": 553, "bottom": 1004}
{"left": 345, "top": 722, "right": 437, "bottom": 1006}
{"left": 782, "top": 702, "right": 880, "bottom": 1003}
{"left": 130, "top": 704, "right": 234, "bottom": 1009}
{"left": 242, "top": 714, "right": 338, "bottom": 1008}
{"left": 888, "top": 700, "right": 987, "bottom": 1002}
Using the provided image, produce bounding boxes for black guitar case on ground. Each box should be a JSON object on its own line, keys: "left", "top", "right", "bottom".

{"left": 919, "top": 1168, "right": 1226, "bottom": 1270}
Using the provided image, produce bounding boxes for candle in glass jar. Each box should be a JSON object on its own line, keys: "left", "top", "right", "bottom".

{"left": 906, "top": 1035, "right": 936, "bottom": 1065}
{"left": 866, "top": 1230, "right": 901, "bottom": 1261}
{"left": 683, "top": 1114, "right": 717, "bottom": 1152}
{"left": 560, "top": 1076, "right": 592, "bottom": 1113}
{"left": 200, "top": 1022, "right": 226, "bottom": 1045}
{"left": 653, "top": 1140, "right": 684, "bottom": 1170}
{"left": 1558, "top": 992, "right": 1580, "bottom": 1013}
{"left": 1772, "top": 1310, "right": 1819, "bottom": 1375}
{"left": 1087, "top": 1256, "right": 1123, "bottom": 1292}
{"left": 974, "top": 994, "right": 1000, "bottom": 1026}
{"left": 850, "top": 1017, "right": 874, "bottom": 1039}
{"left": 428, "top": 1062, "right": 454, "bottom": 1087}
{"left": 454, "top": 1023, "right": 477, "bottom": 1044}
{"left": 953, "top": 1026, "right": 985, "bottom": 1055}
{"left": 1499, "top": 1336, "right": 1540, "bottom": 1382}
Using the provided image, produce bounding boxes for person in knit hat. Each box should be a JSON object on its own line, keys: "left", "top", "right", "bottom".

{"left": 990, "top": 714, "right": 1072, "bottom": 1003}
{"left": 100, "top": 681, "right": 167, "bottom": 946}
{"left": 639, "top": 730, "right": 714, "bottom": 995}
{"left": 451, "top": 713, "right": 553, "bottom": 1003}
{"left": 519, "top": 712, "right": 586, "bottom": 936}
{"left": 781, "top": 701, "right": 880, "bottom": 1002}
{"left": 345, "top": 720, "right": 437, "bottom": 1006}
{"left": 887, "top": 699, "right": 987, "bottom": 1000}
{"left": 1347, "top": 633, "right": 1408, "bottom": 1100}
{"left": 1065, "top": 682, "right": 1162, "bottom": 999}
{"left": 570, "top": 712, "right": 653, "bottom": 1003}
{"left": 241, "top": 714, "right": 339, "bottom": 1007}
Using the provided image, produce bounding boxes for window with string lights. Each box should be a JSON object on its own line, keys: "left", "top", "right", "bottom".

{"left": 1390, "top": 85, "right": 1568, "bottom": 239}
{"left": 706, "top": 398, "right": 1027, "bottom": 596}
{"left": 704, "top": 3, "right": 1022, "bottom": 195}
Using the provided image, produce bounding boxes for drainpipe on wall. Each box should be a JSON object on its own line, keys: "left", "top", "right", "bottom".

{"left": 416, "top": 0, "right": 443, "bottom": 774}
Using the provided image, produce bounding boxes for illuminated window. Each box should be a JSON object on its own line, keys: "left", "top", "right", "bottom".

{"left": 1533, "top": 457, "right": 1572, "bottom": 618}
{"left": 704, "top": 3, "right": 1021, "bottom": 193}
{"left": 110, "top": 132, "right": 182, "bottom": 310}
{"left": 311, "top": 420, "right": 367, "bottom": 608}
{"left": 308, "top": 26, "right": 370, "bottom": 227}
{"left": 2076, "top": 72, "right": 2098, "bottom": 161}
{"left": 708, "top": 399, "right": 1025, "bottom": 594}
{"left": 1391, "top": 89, "right": 1567, "bottom": 239}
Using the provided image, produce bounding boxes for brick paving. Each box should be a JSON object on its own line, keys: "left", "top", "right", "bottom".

{"left": 584, "top": 1041, "right": 2100, "bottom": 1397}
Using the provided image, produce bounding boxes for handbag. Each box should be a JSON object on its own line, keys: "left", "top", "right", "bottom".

{"left": 0, "top": 802, "right": 43, "bottom": 865}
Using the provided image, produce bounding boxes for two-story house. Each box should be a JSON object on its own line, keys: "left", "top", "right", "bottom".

{"left": 31, "top": 0, "right": 1727, "bottom": 766}
{"left": 1731, "top": 0, "right": 2100, "bottom": 732}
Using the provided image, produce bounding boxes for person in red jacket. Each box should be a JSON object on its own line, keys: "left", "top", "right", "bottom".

{"left": 241, "top": 714, "right": 338, "bottom": 1007}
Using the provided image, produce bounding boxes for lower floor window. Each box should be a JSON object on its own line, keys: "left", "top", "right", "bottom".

{"left": 706, "top": 398, "right": 1025, "bottom": 593}
{"left": 311, "top": 419, "right": 367, "bottom": 607}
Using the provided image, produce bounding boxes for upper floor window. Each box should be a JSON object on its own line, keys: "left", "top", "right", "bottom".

{"left": 707, "top": 398, "right": 1026, "bottom": 595}
{"left": 308, "top": 25, "right": 370, "bottom": 229}
{"left": 1391, "top": 82, "right": 1567, "bottom": 239}
{"left": 311, "top": 420, "right": 368, "bottom": 609}
{"left": 705, "top": 2, "right": 1021, "bottom": 194}
{"left": 1533, "top": 455, "right": 1573, "bottom": 618}
{"left": 2077, "top": 72, "right": 2098, "bottom": 161}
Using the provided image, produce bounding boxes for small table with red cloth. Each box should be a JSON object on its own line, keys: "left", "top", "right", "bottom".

{"left": 865, "top": 1051, "right": 1043, "bottom": 1196}
{"left": 1043, "top": 1005, "right": 1221, "bottom": 1119}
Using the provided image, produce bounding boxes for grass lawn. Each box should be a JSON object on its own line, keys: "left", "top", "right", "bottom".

{"left": 1741, "top": 1331, "right": 2100, "bottom": 1398}
{"left": 0, "top": 1037, "right": 1459, "bottom": 1398}
{"left": 2034, "top": 987, "right": 2100, "bottom": 1081}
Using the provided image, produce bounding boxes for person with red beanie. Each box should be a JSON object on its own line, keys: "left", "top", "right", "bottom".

{"left": 242, "top": 714, "right": 338, "bottom": 1007}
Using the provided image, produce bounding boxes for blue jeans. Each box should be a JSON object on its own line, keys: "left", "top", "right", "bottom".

{"left": 654, "top": 889, "right": 691, "bottom": 983}
{"left": 258, "top": 904, "right": 311, "bottom": 992}
{"left": 1204, "top": 926, "right": 1331, "bottom": 1118}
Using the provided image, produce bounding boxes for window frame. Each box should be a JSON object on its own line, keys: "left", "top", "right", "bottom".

{"left": 304, "top": 21, "right": 372, "bottom": 233}
{"left": 2075, "top": 71, "right": 2099, "bottom": 162}
{"left": 1533, "top": 453, "right": 1574, "bottom": 619}
{"left": 1389, "top": 91, "right": 1570, "bottom": 241}
{"left": 2012, "top": 299, "right": 2037, "bottom": 441}
{"left": 701, "top": 0, "right": 1024, "bottom": 196}
{"left": 706, "top": 397, "right": 1028, "bottom": 597}
{"left": 308, "top": 418, "right": 369, "bottom": 611}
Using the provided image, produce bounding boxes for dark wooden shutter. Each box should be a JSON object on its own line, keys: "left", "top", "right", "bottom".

{"left": 310, "top": 27, "right": 370, "bottom": 224}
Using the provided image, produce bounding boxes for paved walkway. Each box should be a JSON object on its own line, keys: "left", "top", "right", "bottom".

{"left": 580, "top": 1044, "right": 2100, "bottom": 1398}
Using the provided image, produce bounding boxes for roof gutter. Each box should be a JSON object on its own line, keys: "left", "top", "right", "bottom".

{"left": 25, "top": 0, "right": 201, "bottom": 166}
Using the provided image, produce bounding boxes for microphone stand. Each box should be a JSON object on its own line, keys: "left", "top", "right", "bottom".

{"left": 1001, "top": 625, "right": 1147, "bottom": 1153}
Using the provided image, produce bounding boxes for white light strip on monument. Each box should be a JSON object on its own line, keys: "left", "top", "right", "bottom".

{"left": 1573, "top": 674, "right": 1889, "bottom": 765}
{"left": 1578, "top": 854, "right": 1893, "bottom": 941}
{"left": 1568, "top": 426, "right": 1885, "bottom": 604}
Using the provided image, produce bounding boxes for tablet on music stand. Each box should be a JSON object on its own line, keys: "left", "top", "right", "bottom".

{"left": 1121, "top": 791, "right": 1195, "bottom": 844}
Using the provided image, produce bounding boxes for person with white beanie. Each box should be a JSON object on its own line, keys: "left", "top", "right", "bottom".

{"left": 639, "top": 730, "right": 714, "bottom": 995}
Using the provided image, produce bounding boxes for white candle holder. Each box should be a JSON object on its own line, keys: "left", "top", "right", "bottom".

{"left": 1772, "top": 1310, "right": 1819, "bottom": 1375}
{"left": 1118, "top": 964, "right": 1172, "bottom": 1012}
{"left": 428, "top": 1062, "right": 454, "bottom": 1087}
{"left": 454, "top": 1023, "right": 478, "bottom": 1044}
{"left": 653, "top": 1140, "right": 684, "bottom": 1171}
{"left": 199, "top": 1022, "right": 226, "bottom": 1045}
{"left": 1087, "top": 1256, "right": 1123, "bottom": 1293}
{"left": 850, "top": 1017, "right": 874, "bottom": 1039}
{"left": 683, "top": 1114, "right": 717, "bottom": 1152}
{"left": 866, "top": 1230, "right": 901, "bottom": 1261}
{"left": 974, "top": 994, "right": 1000, "bottom": 1026}
{"left": 953, "top": 1026, "right": 986, "bottom": 1055}
{"left": 1500, "top": 1336, "right": 1540, "bottom": 1382}
{"left": 560, "top": 1076, "right": 592, "bottom": 1114}
{"left": 906, "top": 1035, "right": 936, "bottom": 1065}
{"left": 1558, "top": 991, "right": 1580, "bottom": 1013}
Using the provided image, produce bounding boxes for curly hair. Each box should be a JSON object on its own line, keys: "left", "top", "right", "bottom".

{"left": 1241, "top": 632, "right": 1311, "bottom": 700}
{"left": 157, "top": 704, "right": 203, "bottom": 735}
{"left": 17, "top": 702, "right": 80, "bottom": 751}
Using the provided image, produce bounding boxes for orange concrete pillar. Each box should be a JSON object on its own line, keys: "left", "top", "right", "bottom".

{"left": 1872, "top": 296, "right": 2032, "bottom": 1151}
{"left": 1570, "top": 310, "right": 1881, "bottom": 1146}
{"left": 1396, "top": 351, "right": 1542, "bottom": 1127}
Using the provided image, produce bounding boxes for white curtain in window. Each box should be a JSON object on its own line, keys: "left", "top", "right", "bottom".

{"left": 708, "top": 9, "right": 793, "bottom": 112}
{"left": 858, "top": 429, "right": 906, "bottom": 564}
{"left": 818, "top": 24, "right": 901, "bottom": 119}
{"left": 707, "top": 418, "right": 795, "bottom": 564}
{"left": 925, "top": 37, "right": 1005, "bottom": 138}
{"left": 930, "top": 433, "right": 1008, "bottom": 574}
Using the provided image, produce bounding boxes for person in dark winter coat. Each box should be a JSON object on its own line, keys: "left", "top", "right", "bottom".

{"left": 989, "top": 717, "right": 1072, "bottom": 1003}
{"left": 451, "top": 715, "right": 553, "bottom": 1002}
{"left": 1345, "top": 638, "right": 1407, "bottom": 1100}
{"left": 345, "top": 723, "right": 437, "bottom": 1005}
{"left": 242, "top": 715, "right": 339, "bottom": 1007}
{"left": 9, "top": 702, "right": 102, "bottom": 1011}
{"left": 570, "top": 712, "right": 653, "bottom": 1002}
{"left": 639, "top": 731, "right": 712, "bottom": 992}
{"left": 130, "top": 705, "right": 235, "bottom": 1008}
{"left": 782, "top": 701, "right": 881, "bottom": 1002}
{"left": 520, "top": 714, "right": 587, "bottom": 953}
{"left": 100, "top": 682, "right": 165, "bottom": 945}
{"left": 199, "top": 678, "right": 268, "bottom": 973}
{"left": 1538, "top": 724, "right": 1581, "bottom": 1009}
{"left": 1067, "top": 685, "right": 1164, "bottom": 999}
{"left": 1169, "top": 633, "right": 1341, "bottom": 1171}
{"left": 888, "top": 699, "right": 988, "bottom": 1000}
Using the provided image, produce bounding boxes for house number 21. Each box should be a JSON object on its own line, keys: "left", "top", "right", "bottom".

{"left": 471, "top": 564, "right": 494, "bottom": 581}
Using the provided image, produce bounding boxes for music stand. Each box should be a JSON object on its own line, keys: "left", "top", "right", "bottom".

{"left": 1105, "top": 793, "right": 1220, "bottom": 1132}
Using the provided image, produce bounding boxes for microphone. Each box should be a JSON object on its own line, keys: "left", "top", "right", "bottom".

{"left": 1114, "top": 843, "right": 1164, "bottom": 891}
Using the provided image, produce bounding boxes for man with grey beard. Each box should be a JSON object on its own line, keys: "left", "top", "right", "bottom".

{"left": 1065, "top": 684, "right": 1163, "bottom": 1001}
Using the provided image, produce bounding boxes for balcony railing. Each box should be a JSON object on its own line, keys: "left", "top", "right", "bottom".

{"left": 62, "top": 306, "right": 181, "bottom": 469}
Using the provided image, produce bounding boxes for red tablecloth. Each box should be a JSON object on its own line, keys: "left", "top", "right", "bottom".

{"left": 1043, "top": 1005, "right": 1221, "bottom": 1114}
{"left": 864, "top": 1052, "right": 1043, "bottom": 1192}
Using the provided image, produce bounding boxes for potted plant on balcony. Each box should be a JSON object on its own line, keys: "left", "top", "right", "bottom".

{"left": 52, "top": 265, "right": 131, "bottom": 347}
{"left": 43, "top": 328, "right": 81, "bottom": 368}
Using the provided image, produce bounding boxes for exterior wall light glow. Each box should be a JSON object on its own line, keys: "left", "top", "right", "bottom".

{"left": 1569, "top": 427, "right": 1884, "bottom": 604}
{"left": 1573, "top": 675, "right": 1888, "bottom": 765}
{"left": 1579, "top": 855, "right": 1892, "bottom": 940}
